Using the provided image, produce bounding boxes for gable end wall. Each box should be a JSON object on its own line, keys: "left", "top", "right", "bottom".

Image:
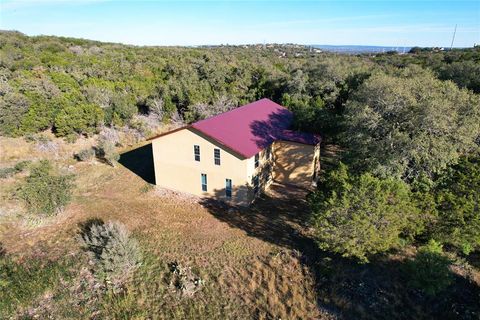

{"left": 151, "top": 128, "right": 252, "bottom": 205}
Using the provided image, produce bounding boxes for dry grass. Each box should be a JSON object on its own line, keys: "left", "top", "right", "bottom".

{"left": 219, "top": 250, "right": 333, "bottom": 319}
{"left": 1, "top": 136, "right": 479, "bottom": 319}
{"left": 0, "top": 136, "right": 326, "bottom": 319}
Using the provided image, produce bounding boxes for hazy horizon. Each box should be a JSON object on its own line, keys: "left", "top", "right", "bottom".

{"left": 1, "top": 1, "right": 478, "bottom": 47}
{"left": 0, "top": 29, "right": 473, "bottom": 50}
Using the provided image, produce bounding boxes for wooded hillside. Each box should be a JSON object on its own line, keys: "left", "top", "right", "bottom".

{"left": 1, "top": 31, "right": 479, "bottom": 319}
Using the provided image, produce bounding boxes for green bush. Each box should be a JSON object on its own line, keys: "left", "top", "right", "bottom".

{"left": 96, "top": 137, "right": 120, "bottom": 166}
{"left": 54, "top": 103, "right": 104, "bottom": 139}
{"left": 74, "top": 148, "right": 95, "bottom": 162}
{"left": 19, "top": 102, "right": 55, "bottom": 134}
{"left": 105, "top": 93, "right": 136, "bottom": 126}
{"left": 430, "top": 154, "right": 480, "bottom": 255}
{"left": 310, "top": 163, "right": 421, "bottom": 262}
{"left": 0, "top": 92, "right": 30, "bottom": 136}
{"left": 0, "top": 160, "right": 31, "bottom": 179}
{"left": 79, "top": 220, "right": 141, "bottom": 292}
{"left": 404, "top": 240, "right": 453, "bottom": 295}
{"left": 0, "top": 167, "right": 16, "bottom": 179}
{"left": 16, "top": 160, "right": 75, "bottom": 216}
{"left": 13, "top": 160, "right": 31, "bottom": 172}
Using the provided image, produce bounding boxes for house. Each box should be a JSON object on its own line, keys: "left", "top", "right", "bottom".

{"left": 149, "top": 98, "right": 321, "bottom": 206}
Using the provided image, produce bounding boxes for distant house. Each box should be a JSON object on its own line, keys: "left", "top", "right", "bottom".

{"left": 149, "top": 98, "right": 320, "bottom": 206}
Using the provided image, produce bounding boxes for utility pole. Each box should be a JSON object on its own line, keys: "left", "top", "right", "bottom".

{"left": 450, "top": 24, "right": 457, "bottom": 49}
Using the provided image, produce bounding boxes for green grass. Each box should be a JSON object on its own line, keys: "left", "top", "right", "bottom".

{"left": 0, "top": 255, "right": 76, "bottom": 317}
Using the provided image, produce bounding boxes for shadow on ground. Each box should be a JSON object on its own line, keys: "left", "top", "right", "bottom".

{"left": 200, "top": 183, "right": 480, "bottom": 319}
{"left": 119, "top": 143, "right": 155, "bottom": 184}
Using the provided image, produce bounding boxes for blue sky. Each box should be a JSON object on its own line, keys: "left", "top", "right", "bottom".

{"left": 0, "top": 1, "right": 479, "bottom": 47}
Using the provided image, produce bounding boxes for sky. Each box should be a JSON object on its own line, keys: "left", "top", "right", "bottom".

{"left": 0, "top": 1, "right": 479, "bottom": 47}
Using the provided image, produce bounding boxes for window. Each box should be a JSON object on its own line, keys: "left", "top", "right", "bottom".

{"left": 254, "top": 153, "right": 259, "bottom": 168}
{"left": 201, "top": 173, "right": 207, "bottom": 192}
{"left": 194, "top": 145, "right": 200, "bottom": 161}
{"left": 214, "top": 148, "right": 221, "bottom": 165}
{"left": 225, "top": 179, "right": 232, "bottom": 198}
{"left": 253, "top": 176, "right": 259, "bottom": 194}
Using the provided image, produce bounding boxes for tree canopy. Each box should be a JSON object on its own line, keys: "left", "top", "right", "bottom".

{"left": 343, "top": 66, "right": 480, "bottom": 181}
{"left": 310, "top": 163, "right": 420, "bottom": 262}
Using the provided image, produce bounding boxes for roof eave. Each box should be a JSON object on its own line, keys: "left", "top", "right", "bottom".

{"left": 188, "top": 127, "right": 249, "bottom": 159}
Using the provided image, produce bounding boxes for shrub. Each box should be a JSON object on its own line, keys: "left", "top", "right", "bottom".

{"left": 54, "top": 103, "right": 104, "bottom": 139}
{"left": 98, "top": 127, "right": 120, "bottom": 146}
{"left": 0, "top": 160, "right": 31, "bottom": 179}
{"left": 431, "top": 154, "right": 480, "bottom": 255}
{"left": 95, "top": 128, "right": 120, "bottom": 166}
{"left": 310, "top": 163, "right": 421, "bottom": 262}
{"left": 0, "top": 92, "right": 30, "bottom": 137}
{"left": 105, "top": 93, "right": 136, "bottom": 126}
{"left": 13, "top": 160, "right": 31, "bottom": 172}
{"left": 74, "top": 148, "right": 95, "bottom": 162}
{"left": 79, "top": 220, "right": 141, "bottom": 292}
{"left": 404, "top": 240, "right": 454, "bottom": 295}
{"left": 16, "top": 160, "right": 75, "bottom": 216}
{"left": 24, "top": 133, "right": 50, "bottom": 143}
{"left": 0, "top": 167, "right": 16, "bottom": 179}
{"left": 26, "top": 134, "right": 59, "bottom": 154}
{"left": 96, "top": 139, "right": 120, "bottom": 166}
{"left": 19, "top": 102, "right": 56, "bottom": 134}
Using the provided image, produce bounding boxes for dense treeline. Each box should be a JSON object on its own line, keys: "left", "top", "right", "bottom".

{"left": 1, "top": 31, "right": 479, "bottom": 267}
{"left": 375, "top": 46, "right": 480, "bottom": 93}
{"left": 1, "top": 31, "right": 479, "bottom": 139}
{"left": 0, "top": 30, "right": 334, "bottom": 139}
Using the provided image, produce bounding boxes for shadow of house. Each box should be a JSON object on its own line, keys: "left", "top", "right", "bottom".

{"left": 0, "top": 242, "right": 5, "bottom": 258}
{"left": 119, "top": 143, "right": 155, "bottom": 184}
{"left": 272, "top": 141, "right": 316, "bottom": 187}
{"left": 201, "top": 183, "right": 318, "bottom": 252}
{"left": 249, "top": 108, "right": 293, "bottom": 150}
{"left": 200, "top": 183, "right": 480, "bottom": 319}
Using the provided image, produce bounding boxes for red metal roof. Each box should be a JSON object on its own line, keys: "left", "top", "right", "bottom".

{"left": 191, "top": 98, "right": 320, "bottom": 158}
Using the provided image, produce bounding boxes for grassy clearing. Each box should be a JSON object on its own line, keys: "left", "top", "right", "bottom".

{"left": 0, "top": 253, "right": 77, "bottom": 318}
{"left": 0, "top": 137, "right": 324, "bottom": 319}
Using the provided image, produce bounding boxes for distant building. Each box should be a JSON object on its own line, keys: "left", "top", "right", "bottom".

{"left": 149, "top": 99, "right": 321, "bottom": 205}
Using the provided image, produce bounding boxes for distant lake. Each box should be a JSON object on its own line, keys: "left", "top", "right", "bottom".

{"left": 311, "top": 45, "right": 412, "bottom": 54}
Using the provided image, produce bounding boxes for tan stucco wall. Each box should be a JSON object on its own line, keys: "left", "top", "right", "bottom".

{"left": 151, "top": 128, "right": 252, "bottom": 205}
{"left": 272, "top": 140, "right": 317, "bottom": 188}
